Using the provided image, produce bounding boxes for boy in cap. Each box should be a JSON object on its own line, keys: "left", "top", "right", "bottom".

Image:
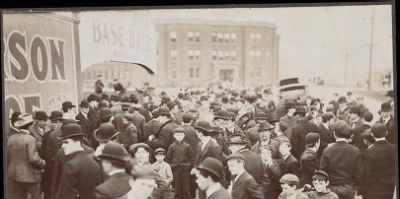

{"left": 153, "top": 148, "right": 173, "bottom": 186}
{"left": 299, "top": 133, "right": 320, "bottom": 187}
{"left": 166, "top": 127, "right": 195, "bottom": 199}
{"left": 363, "top": 123, "right": 395, "bottom": 199}
{"left": 304, "top": 170, "right": 339, "bottom": 199}
{"left": 226, "top": 154, "right": 263, "bottom": 199}
{"left": 95, "top": 142, "right": 131, "bottom": 198}
{"left": 278, "top": 173, "right": 309, "bottom": 199}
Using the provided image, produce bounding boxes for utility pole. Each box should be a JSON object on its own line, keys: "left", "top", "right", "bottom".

{"left": 367, "top": 8, "right": 375, "bottom": 90}
{"left": 344, "top": 52, "right": 348, "bottom": 85}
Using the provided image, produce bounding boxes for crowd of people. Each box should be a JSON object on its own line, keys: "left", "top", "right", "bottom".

{"left": 6, "top": 79, "right": 396, "bottom": 199}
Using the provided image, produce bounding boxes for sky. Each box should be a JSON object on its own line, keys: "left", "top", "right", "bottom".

{"left": 147, "top": 5, "right": 393, "bottom": 84}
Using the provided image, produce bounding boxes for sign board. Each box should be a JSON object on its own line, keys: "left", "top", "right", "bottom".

{"left": 3, "top": 13, "right": 80, "bottom": 132}
{"left": 79, "top": 11, "right": 157, "bottom": 73}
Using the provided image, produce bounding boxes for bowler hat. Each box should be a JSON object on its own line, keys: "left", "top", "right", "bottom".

{"left": 228, "top": 133, "right": 248, "bottom": 145}
{"left": 99, "top": 108, "right": 113, "bottom": 119}
{"left": 79, "top": 100, "right": 89, "bottom": 108}
{"left": 98, "top": 142, "right": 130, "bottom": 162}
{"left": 198, "top": 157, "right": 223, "bottom": 179}
{"left": 338, "top": 96, "right": 347, "bottom": 104}
{"left": 268, "top": 112, "right": 280, "bottom": 123}
{"left": 129, "top": 143, "right": 151, "bottom": 155}
{"left": 14, "top": 113, "right": 34, "bottom": 128}
{"left": 158, "top": 107, "right": 171, "bottom": 117}
{"left": 371, "top": 123, "right": 387, "bottom": 138}
{"left": 194, "top": 120, "right": 214, "bottom": 134}
{"left": 59, "top": 123, "right": 85, "bottom": 140}
{"left": 94, "top": 123, "right": 120, "bottom": 143}
{"left": 50, "top": 110, "right": 63, "bottom": 121}
{"left": 214, "top": 110, "right": 231, "bottom": 121}
{"left": 254, "top": 111, "right": 269, "bottom": 121}
{"left": 151, "top": 108, "right": 160, "bottom": 118}
{"left": 381, "top": 102, "right": 392, "bottom": 112}
{"left": 305, "top": 132, "right": 320, "bottom": 147}
{"left": 62, "top": 101, "right": 76, "bottom": 109}
{"left": 87, "top": 94, "right": 100, "bottom": 102}
{"left": 182, "top": 113, "right": 193, "bottom": 123}
{"left": 34, "top": 111, "right": 48, "bottom": 121}
{"left": 226, "top": 153, "right": 245, "bottom": 162}
{"left": 258, "top": 122, "right": 275, "bottom": 131}
{"left": 349, "top": 106, "right": 361, "bottom": 115}
{"left": 279, "top": 173, "right": 299, "bottom": 184}
{"left": 294, "top": 106, "right": 307, "bottom": 115}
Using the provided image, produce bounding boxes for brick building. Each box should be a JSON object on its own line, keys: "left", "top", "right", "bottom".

{"left": 155, "top": 19, "right": 280, "bottom": 88}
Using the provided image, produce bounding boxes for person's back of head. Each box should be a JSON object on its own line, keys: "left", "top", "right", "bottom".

{"left": 333, "top": 120, "right": 352, "bottom": 139}
{"left": 362, "top": 111, "right": 373, "bottom": 123}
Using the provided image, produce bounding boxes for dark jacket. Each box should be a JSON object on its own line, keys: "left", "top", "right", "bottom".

{"left": 291, "top": 118, "right": 320, "bottom": 160}
{"left": 231, "top": 171, "right": 263, "bottom": 199}
{"left": 319, "top": 141, "right": 363, "bottom": 186}
{"left": 378, "top": 116, "right": 395, "bottom": 144}
{"left": 182, "top": 124, "right": 200, "bottom": 154}
{"left": 166, "top": 141, "right": 194, "bottom": 168}
{"left": 76, "top": 112, "right": 95, "bottom": 145}
{"left": 350, "top": 123, "right": 371, "bottom": 153}
{"left": 299, "top": 148, "right": 318, "bottom": 187}
{"left": 56, "top": 150, "right": 103, "bottom": 198}
{"left": 279, "top": 154, "right": 300, "bottom": 176}
{"left": 238, "top": 149, "right": 264, "bottom": 185}
{"left": 95, "top": 172, "right": 131, "bottom": 199}
{"left": 28, "top": 123, "right": 44, "bottom": 150}
{"left": 7, "top": 130, "right": 45, "bottom": 183}
{"left": 129, "top": 111, "right": 146, "bottom": 142}
{"left": 363, "top": 140, "right": 396, "bottom": 197}
{"left": 246, "top": 125, "right": 260, "bottom": 146}
{"left": 194, "top": 139, "right": 224, "bottom": 167}
{"left": 317, "top": 123, "right": 335, "bottom": 158}
{"left": 143, "top": 119, "right": 161, "bottom": 142}
{"left": 41, "top": 127, "right": 62, "bottom": 197}
{"left": 148, "top": 120, "right": 179, "bottom": 150}
{"left": 280, "top": 115, "right": 297, "bottom": 140}
{"left": 208, "top": 187, "right": 232, "bottom": 199}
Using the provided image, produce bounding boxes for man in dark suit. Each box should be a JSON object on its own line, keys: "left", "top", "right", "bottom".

{"left": 56, "top": 123, "right": 103, "bottom": 198}
{"left": 193, "top": 157, "right": 232, "bottom": 199}
{"left": 299, "top": 133, "right": 320, "bottom": 187}
{"left": 29, "top": 111, "right": 49, "bottom": 151}
{"left": 378, "top": 102, "right": 395, "bottom": 144}
{"left": 181, "top": 112, "right": 200, "bottom": 156}
{"left": 363, "top": 123, "right": 396, "bottom": 199}
{"left": 147, "top": 107, "right": 179, "bottom": 150}
{"left": 128, "top": 104, "right": 146, "bottom": 142}
{"left": 245, "top": 111, "right": 269, "bottom": 146}
{"left": 228, "top": 134, "right": 264, "bottom": 185}
{"left": 279, "top": 100, "right": 297, "bottom": 140}
{"left": 291, "top": 106, "right": 320, "bottom": 160}
{"left": 7, "top": 113, "right": 45, "bottom": 199}
{"left": 95, "top": 142, "right": 131, "bottom": 198}
{"left": 351, "top": 111, "right": 373, "bottom": 153}
{"left": 143, "top": 108, "right": 162, "bottom": 142}
{"left": 41, "top": 111, "right": 64, "bottom": 198}
{"left": 318, "top": 112, "right": 336, "bottom": 158}
{"left": 319, "top": 120, "right": 363, "bottom": 199}
{"left": 227, "top": 154, "right": 263, "bottom": 199}
{"left": 75, "top": 100, "right": 95, "bottom": 146}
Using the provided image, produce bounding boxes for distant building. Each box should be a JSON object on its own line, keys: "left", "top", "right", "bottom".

{"left": 155, "top": 19, "right": 280, "bottom": 88}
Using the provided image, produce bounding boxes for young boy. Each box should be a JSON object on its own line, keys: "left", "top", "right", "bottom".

{"left": 305, "top": 170, "right": 339, "bottom": 199}
{"left": 278, "top": 173, "right": 309, "bottom": 199}
{"left": 166, "top": 127, "right": 194, "bottom": 199}
{"left": 152, "top": 148, "right": 173, "bottom": 186}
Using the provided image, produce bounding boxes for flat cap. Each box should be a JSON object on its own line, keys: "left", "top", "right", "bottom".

{"left": 279, "top": 173, "right": 299, "bottom": 184}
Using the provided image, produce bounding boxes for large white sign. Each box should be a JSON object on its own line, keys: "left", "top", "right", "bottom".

{"left": 79, "top": 10, "right": 157, "bottom": 73}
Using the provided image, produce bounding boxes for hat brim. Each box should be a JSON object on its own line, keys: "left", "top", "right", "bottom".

{"left": 279, "top": 84, "right": 307, "bottom": 92}
{"left": 197, "top": 166, "right": 221, "bottom": 179}
{"left": 94, "top": 131, "right": 120, "bottom": 143}
{"left": 14, "top": 120, "right": 34, "bottom": 128}
{"left": 214, "top": 116, "right": 231, "bottom": 121}
{"left": 98, "top": 154, "right": 130, "bottom": 162}
{"left": 58, "top": 133, "right": 86, "bottom": 141}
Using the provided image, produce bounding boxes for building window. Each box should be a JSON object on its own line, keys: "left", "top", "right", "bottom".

{"left": 218, "top": 51, "right": 224, "bottom": 60}
{"left": 224, "top": 51, "right": 230, "bottom": 60}
{"left": 250, "top": 33, "right": 255, "bottom": 39}
{"left": 231, "top": 33, "right": 237, "bottom": 42}
{"left": 195, "top": 32, "right": 201, "bottom": 42}
{"left": 211, "top": 33, "right": 217, "bottom": 42}
{"left": 189, "top": 68, "right": 194, "bottom": 78}
{"left": 224, "top": 33, "right": 230, "bottom": 42}
{"left": 188, "top": 32, "right": 194, "bottom": 42}
{"left": 218, "top": 33, "right": 224, "bottom": 42}
{"left": 196, "top": 68, "right": 200, "bottom": 77}
{"left": 231, "top": 50, "right": 237, "bottom": 60}
{"left": 212, "top": 50, "right": 217, "bottom": 60}
{"left": 188, "top": 50, "right": 194, "bottom": 60}
{"left": 169, "top": 32, "right": 177, "bottom": 42}
{"left": 194, "top": 50, "right": 201, "bottom": 60}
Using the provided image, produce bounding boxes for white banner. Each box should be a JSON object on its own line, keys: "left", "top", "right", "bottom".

{"left": 79, "top": 10, "right": 157, "bottom": 73}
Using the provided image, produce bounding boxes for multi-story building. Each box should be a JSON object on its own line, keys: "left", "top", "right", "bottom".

{"left": 155, "top": 19, "right": 280, "bottom": 88}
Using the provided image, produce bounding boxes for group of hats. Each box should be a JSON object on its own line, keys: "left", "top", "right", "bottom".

{"left": 13, "top": 111, "right": 50, "bottom": 128}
